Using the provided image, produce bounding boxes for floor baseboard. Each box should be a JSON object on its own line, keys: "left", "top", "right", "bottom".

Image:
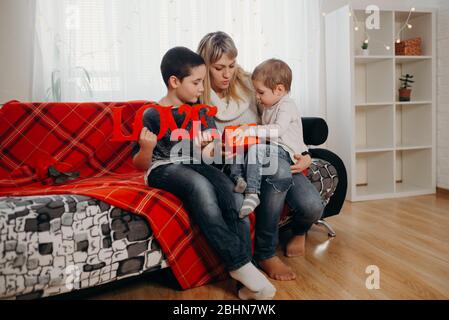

{"left": 437, "top": 187, "right": 449, "bottom": 197}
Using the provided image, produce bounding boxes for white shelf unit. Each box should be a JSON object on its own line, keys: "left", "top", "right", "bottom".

{"left": 325, "top": 6, "right": 436, "bottom": 201}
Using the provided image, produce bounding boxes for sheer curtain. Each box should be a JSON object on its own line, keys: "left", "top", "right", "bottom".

{"left": 32, "top": 0, "right": 324, "bottom": 116}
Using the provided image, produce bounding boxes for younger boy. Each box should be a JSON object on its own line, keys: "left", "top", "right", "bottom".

{"left": 230, "top": 59, "right": 309, "bottom": 218}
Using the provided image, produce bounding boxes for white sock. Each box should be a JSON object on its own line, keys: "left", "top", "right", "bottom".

{"left": 239, "top": 193, "right": 260, "bottom": 218}
{"left": 229, "top": 262, "right": 274, "bottom": 293}
{"left": 238, "top": 286, "right": 276, "bottom": 300}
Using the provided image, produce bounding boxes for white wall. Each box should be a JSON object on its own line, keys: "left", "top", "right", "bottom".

{"left": 0, "top": 0, "right": 34, "bottom": 103}
{"left": 437, "top": 0, "right": 449, "bottom": 189}
{"left": 322, "top": 0, "right": 442, "bottom": 13}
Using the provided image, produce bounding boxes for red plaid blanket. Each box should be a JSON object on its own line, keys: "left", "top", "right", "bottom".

{"left": 0, "top": 100, "right": 263, "bottom": 289}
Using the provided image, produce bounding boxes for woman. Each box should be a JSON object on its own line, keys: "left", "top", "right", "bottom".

{"left": 135, "top": 46, "right": 276, "bottom": 300}
{"left": 197, "top": 31, "right": 325, "bottom": 281}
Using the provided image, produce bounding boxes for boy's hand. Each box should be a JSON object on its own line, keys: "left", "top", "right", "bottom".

{"left": 223, "top": 150, "right": 237, "bottom": 160}
{"left": 219, "top": 142, "right": 237, "bottom": 160}
{"left": 138, "top": 127, "right": 157, "bottom": 151}
{"left": 194, "top": 130, "right": 216, "bottom": 148}
{"left": 201, "top": 130, "right": 214, "bottom": 146}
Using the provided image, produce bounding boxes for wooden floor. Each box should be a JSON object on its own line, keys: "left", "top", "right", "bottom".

{"left": 86, "top": 193, "right": 449, "bottom": 300}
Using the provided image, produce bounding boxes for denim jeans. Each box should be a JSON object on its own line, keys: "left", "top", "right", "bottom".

{"left": 254, "top": 157, "right": 325, "bottom": 261}
{"left": 229, "top": 144, "right": 293, "bottom": 194}
{"left": 286, "top": 173, "right": 326, "bottom": 236}
{"left": 147, "top": 163, "right": 251, "bottom": 271}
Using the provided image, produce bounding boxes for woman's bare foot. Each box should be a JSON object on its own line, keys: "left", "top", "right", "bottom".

{"left": 285, "top": 235, "right": 306, "bottom": 257}
{"left": 258, "top": 256, "right": 296, "bottom": 281}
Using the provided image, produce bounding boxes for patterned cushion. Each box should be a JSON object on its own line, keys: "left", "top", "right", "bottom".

{"left": 308, "top": 159, "right": 339, "bottom": 205}
{"left": 0, "top": 195, "right": 166, "bottom": 300}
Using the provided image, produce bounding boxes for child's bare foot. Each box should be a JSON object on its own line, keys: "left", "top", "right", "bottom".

{"left": 258, "top": 256, "right": 296, "bottom": 281}
{"left": 285, "top": 235, "right": 306, "bottom": 257}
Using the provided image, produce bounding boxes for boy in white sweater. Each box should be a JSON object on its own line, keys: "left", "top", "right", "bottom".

{"left": 230, "top": 59, "right": 309, "bottom": 218}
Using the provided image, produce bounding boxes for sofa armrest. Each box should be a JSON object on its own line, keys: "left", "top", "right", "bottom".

{"left": 309, "top": 148, "right": 347, "bottom": 218}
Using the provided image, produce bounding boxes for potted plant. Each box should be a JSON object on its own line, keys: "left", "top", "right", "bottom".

{"left": 361, "top": 41, "right": 369, "bottom": 56}
{"left": 399, "top": 74, "right": 414, "bottom": 101}
{"left": 44, "top": 34, "right": 93, "bottom": 102}
{"left": 46, "top": 67, "right": 93, "bottom": 102}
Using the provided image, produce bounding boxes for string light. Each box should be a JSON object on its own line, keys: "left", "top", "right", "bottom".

{"left": 350, "top": 5, "right": 390, "bottom": 54}
{"left": 350, "top": 5, "right": 359, "bottom": 31}
{"left": 350, "top": 5, "right": 416, "bottom": 53}
{"left": 396, "top": 7, "right": 416, "bottom": 44}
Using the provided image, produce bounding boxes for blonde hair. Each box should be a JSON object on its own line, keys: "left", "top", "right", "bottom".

{"left": 197, "top": 31, "right": 253, "bottom": 105}
{"left": 252, "top": 59, "right": 292, "bottom": 92}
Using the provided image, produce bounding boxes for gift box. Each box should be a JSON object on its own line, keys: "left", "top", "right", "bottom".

{"left": 395, "top": 37, "right": 422, "bottom": 56}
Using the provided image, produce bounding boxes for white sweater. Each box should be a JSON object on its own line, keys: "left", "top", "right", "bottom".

{"left": 210, "top": 89, "right": 260, "bottom": 133}
{"left": 254, "top": 95, "right": 308, "bottom": 161}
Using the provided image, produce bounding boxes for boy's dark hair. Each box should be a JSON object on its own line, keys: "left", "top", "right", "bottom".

{"left": 160, "top": 46, "right": 205, "bottom": 87}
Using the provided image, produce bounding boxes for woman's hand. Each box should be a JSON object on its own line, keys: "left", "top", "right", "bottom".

{"left": 138, "top": 127, "right": 158, "bottom": 151}
{"left": 290, "top": 153, "right": 312, "bottom": 174}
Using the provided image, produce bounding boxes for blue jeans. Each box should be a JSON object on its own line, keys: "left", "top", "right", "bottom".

{"left": 147, "top": 163, "right": 251, "bottom": 271}
{"left": 254, "top": 158, "right": 325, "bottom": 261}
{"left": 229, "top": 144, "right": 293, "bottom": 194}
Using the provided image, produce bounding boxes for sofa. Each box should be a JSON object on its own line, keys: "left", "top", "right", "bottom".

{"left": 0, "top": 100, "right": 346, "bottom": 299}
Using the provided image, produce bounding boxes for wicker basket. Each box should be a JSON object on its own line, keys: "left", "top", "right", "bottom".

{"left": 395, "top": 37, "right": 422, "bottom": 56}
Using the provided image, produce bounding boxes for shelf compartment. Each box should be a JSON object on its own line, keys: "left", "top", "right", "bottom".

{"left": 356, "top": 151, "right": 395, "bottom": 197}
{"left": 355, "top": 59, "right": 394, "bottom": 105}
{"left": 356, "top": 104, "right": 394, "bottom": 150}
{"left": 395, "top": 103, "right": 432, "bottom": 148}
{"left": 395, "top": 59, "right": 432, "bottom": 102}
{"left": 353, "top": 10, "right": 394, "bottom": 56}
{"left": 394, "top": 11, "right": 433, "bottom": 56}
{"left": 395, "top": 149, "right": 432, "bottom": 192}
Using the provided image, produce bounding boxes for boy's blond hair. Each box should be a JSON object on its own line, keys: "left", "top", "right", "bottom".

{"left": 251, "top": 59, "right": 292, "bottom": 92}
{"left": 197, "top": 31, "right": 253, "bottom": 105}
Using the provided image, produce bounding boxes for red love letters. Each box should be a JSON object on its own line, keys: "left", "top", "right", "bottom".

{"left": 110, "top": 103, "right": 218, "bottom": 141}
